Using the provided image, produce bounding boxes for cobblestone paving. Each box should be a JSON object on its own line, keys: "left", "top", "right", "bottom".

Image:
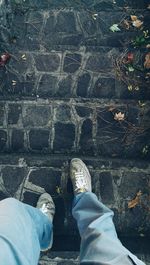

{"left": 0, "top": 0, "right": 150, "bottom": 263}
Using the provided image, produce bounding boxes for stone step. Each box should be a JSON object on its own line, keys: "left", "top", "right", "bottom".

{"left": 0, "top": 154, "right": 150, "bottom": 237}
{"left": 0, "top": 0, "right": 149, "bottom": 260}
{"left": 0, "top": 99, "right": 149, "bottom": 159}
{"left": 11, "top": 0, "right": 149, "bottom": 11}
{"left": 0, "top": 47, "right": 150, "bottom": 100}
{"left": 39, "top": 252, "right": 150, "bottom": 265}
{"left": 2, "top": 9, "right": 149, "bottom": 50}
{"left": 1, "top": 8, "right": 149, "bottom": 100}
{"left": 0, "top": 48, "right": 150, "bottom": 100}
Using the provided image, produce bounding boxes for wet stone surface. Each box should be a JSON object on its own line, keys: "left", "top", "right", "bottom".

{"left": 0, "top": 0, "right": 150, "bottom": 260}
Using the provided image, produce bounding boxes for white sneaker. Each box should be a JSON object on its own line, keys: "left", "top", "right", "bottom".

{"left": 70, "top": 158, "right": 92, "bottom": 195}
{"left": 36, "top": 193, "right": 55, "bottom": 222}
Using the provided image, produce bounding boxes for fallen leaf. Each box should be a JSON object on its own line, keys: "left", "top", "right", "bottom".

{"left": 12, "top": 80, "right": 17, "bottom": 86}
{"left": 92, "top": 13, "right": 98, "bottom": 20}
{"left": 132, "top": 35, "right": 146, "bottom": 47}
{"left": 145, "top": 72, "right": 150, "bottom": 79}
{"left": 114, "top": 112, "right": 125, "bottom": 121}
{"left": 127, "top": 52, "right": 134, "bottom": 62}
{"left": 128, "top": 191, "right": 142, "bottom": 209}
{"left": 0, "top": 53, "right": 11, "bottom": 66}
{"left": 132, "top": 19, "right": 143, "bottom": 28}
{"left": 144, "top": 53, "right": 150, "bottom": 69}
{"left": 142, "top": 145, "right": 149, "bottom": 155}
{"left": 130, "top": 15, "right": 143, "bottom": 28}
{"left": 128, "top": 85, "right": 133, "bottom": 91}
{"left": 131, "top": 15, "right": 137, "bottom": 21}
{"left": 135, "top": 86, "right": 140, "bottom": 91}
{"left": 143, "top": 30, "right": 149, "bottom": 38}
{"left": 128, "top": 65, "right": 135, "bottom": 72}
{"left": 21, "top": 54, "right": 27, "bottom": 60}
{"left": 110, "top": 24, "right": 121, "bottom": 32}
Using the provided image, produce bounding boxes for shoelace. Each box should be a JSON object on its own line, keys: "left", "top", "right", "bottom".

{"left": 74, "top": 171, "right": 87, "bottom": 191}
{"left": 40, "top": 202, "right": 55, "bottom": 215}
{"left": 40, "top": 203, "right": 50, "bottom": 215}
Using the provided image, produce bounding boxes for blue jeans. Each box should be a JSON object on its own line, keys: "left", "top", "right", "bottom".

{"left": 0, "top": 198, "right": 52, "bottom": 265}
{"left": 72, "top": 192, "right": 146, "bottom": 265}
{"left": 0, "top": 193, "right": 146, "bottom": 265}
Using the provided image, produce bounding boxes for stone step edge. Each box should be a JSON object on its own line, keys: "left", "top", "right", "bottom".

{"left": 12, "top": 7, "right": 149, "bottom": 11}
{"left": 0, "top": 154, "right": 149, "bottom": 170}
{"left": 6, "top": 46, "right": 149, "bottom": 52}
{"left": 0, "top": 98, "right": 149, "bottom": 104}
{"left": 39, "top": 252, "right": 150, "bottom": 264}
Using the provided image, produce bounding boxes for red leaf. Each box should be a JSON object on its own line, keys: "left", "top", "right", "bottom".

{"left": 127, "top": 52, "right": 134, "bottom": 63}
{"left": 0, "top": 53, "right": 11, "bottom": 66}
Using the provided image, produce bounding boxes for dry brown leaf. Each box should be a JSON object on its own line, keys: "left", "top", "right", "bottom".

{"left": 132, "top": 19, "right": 143, "bottom": 28}
{"left": 114, "top": 112, "right": 125, "bottom": 121}
{"left": 144, "top": 53, "right": 150, "bottom": 69}
{"left": 131, "top": 15, "right": 137, "bottom": 21}
{"left": 130, "top": 15, "right": 143, "bottom": 28}
{"left": 128, "top": 191, "right": 142, "bottom": 209}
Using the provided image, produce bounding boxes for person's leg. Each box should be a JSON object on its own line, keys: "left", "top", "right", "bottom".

{"left": 0, "top": 193, "right": 55, "bottom": 265}
{"left": 70, "top": 158, "right": 146, "bottom": 265}
{"left": 73, "top": 192, "right": 145, "bottom": 265}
